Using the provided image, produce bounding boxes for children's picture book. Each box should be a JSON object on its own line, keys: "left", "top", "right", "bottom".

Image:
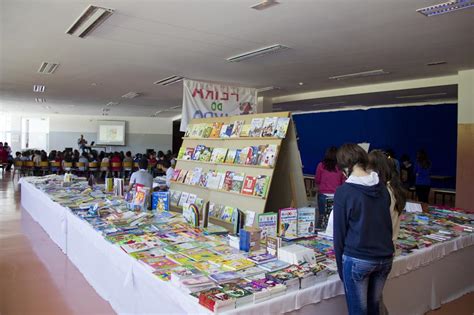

{"left": 247, "top": 146, "right": 261, "bottom": 165}
{"left": 176, "top": 169, "right": 188, "bottom": 183}
{"left": 171, "top": 169, "right": 181, "bottom": 182}
{"left": 152, "top": 191, "right": 169, "bottom": 211}
{"left": 230, "top": 120, "right": 245, "bottom": 137}
{"left": 239, "top": 124, "right": 252, "bottom": 137}
{"left": 202, "top": 124, "right": 213, "bottom": 138}
{"left": 275, "top": 117, "right": 290, "bottom": 138}
{"left": 254, "top": 175, "right": 270, "bottom": 198}
{"left": 257, "top": 212, "right": 278, "bottom": 239}
{"left": 190, "top": 168, "right": 202, "bottom": 186}
{"left": 221, "top": 258, "right": 255, "bottom": 271}
{"left": 260, "top": 144, "right": 278, "bottom": 168}
{"left": 261, "top": 117, "right": 278, "bottom": 137}
{"left": 297, "top": 207, "right": 316, "bottom": 237}
{"left": 220, "top": 206, "right": 235, "bottom": 222}
{"left": 220, "top": 124, "right": 234, "bottom": 138}
{"left": 206, "top": 171, "right": 222, "bottom": 190}
{"left": 258, "top": 260, "right": 290, "bottom": 272}
{"left": 178, "top": 192, "right": 190, "bottom": 207}
{"left": 170, "top": 190, "right": 182, "bottom": 206}
{"left": 278, "top": 208, "right": 298, "bottom": 239}
{"left": 177, "top": 147, "right": 186, "bottom": 160}
{"left": 189, "top": 124, "right": 200, "bottom": 138}
{"left": 233, "top": 149, "right": 243, "bottom": 164}
{"left": 210, "top": 122, "right": 224, "bottom": 138}
{"left": 241, "top": 176, "right": 257, "bottom": 195}
{"left": 187, "top": 193, "right": 198, "bottom": 205}
{"left": 244, "top": 210, "right": 256, "bottom": 227}
{"left": 210, "top": 148, "right": 228, "bottom": 163}
{"left": 208, "top": 271, "right": 241, "bottom": 284}
{"left": 222, "top": 171, "right": 235, "bottom": 191}
{"left": 247, "top": 253, "right": 277, "bottom": 264}
{"left": 183, "top": 170, "right": 194, "bottom": 185}
{"left": 199, "top": 147, "right": 212, "bottom": 162}
{"left": 184, "top": 124, "right": 194, "bottom": 138}
{"left": 183, "top": 147, "right": 195, "bottom": 160}
{"left": 224, "top": 149, "right": 238, "bottom": 164}
{"left": 230, "top": 172, "right": 245, "bottom": 193}
{"left": 266, "top": 236, "right": 281, "bottom": 256}
{"left": 237, "top": 147, "right": 252, "bottom": 165}
{"left": 183, "top": 203, "right": 199, "bottom": 227}
{"left": 192, "top": 145, "right": 206, "bottom": 161}
{"left": 249, "top": 118, "right": 264, "bottom": 137}
{"left": 133, "top": 186, "right": 149, "bottom": 211}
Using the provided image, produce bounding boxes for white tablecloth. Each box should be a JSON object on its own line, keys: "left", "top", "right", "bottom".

{"left": 20, "top": 179, "right": 474, "bottom": 315}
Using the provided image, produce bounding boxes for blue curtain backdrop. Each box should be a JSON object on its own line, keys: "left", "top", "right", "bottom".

{"left": 292, "top": 104, "right": 457, "bottom": 188}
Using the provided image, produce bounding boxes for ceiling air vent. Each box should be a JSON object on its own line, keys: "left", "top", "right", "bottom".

{"left": 154, "top": 75, "right": 183, "bottom": 86}
{"left": 66, "top": 5, "right": 114, "bottom": 38}
{"left": 33, "top": 85, "right": 45, "bottom": 92}
{"left": 417, "top": 0, "right": 474, "bottom": 16}
{"left": 121, "top": 92, "right": 140, "bottom": 99}
{"left": 226, "top": 44, "right": 289, "bottom": 62}
{"left": 329, "top": 69, "right": 390, "bottom": 81}
{"left": 38, "top": 62, "right": 59, "bottom": 74}
{"left": 251, "top": 0, "right": 280, "bottom": 10}
{"left": 35, "top": 98, "right": 46, "bottom": 103}
{"left": 106, "top": 101, "right": 119, "bottom": 107}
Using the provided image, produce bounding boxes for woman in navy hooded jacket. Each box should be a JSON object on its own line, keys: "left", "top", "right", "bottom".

{"left": 334, "top": 144, "right": 393, "bottom": 315}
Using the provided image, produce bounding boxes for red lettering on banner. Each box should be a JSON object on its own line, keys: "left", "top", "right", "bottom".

{"left": 192, "top": 87, "right": 240, "bottom": 102}
{"left": 221, "top": 92, "right": 229, "bottom": 101}
{"left": 192, "top": 88, "right": 204, "bottom": 98}
{"left": 231, "top": 92, "right": 239, "bottom": 102}
{"left": 205, "top": 90, "right": 214, "bottom": 100}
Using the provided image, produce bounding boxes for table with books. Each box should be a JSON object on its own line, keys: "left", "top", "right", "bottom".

{"left": 20, "top": 175, "right": 474, "bottom": 315}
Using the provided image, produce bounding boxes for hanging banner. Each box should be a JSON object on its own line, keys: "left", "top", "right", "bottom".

{"left": 180, "top": 79, "right": 257, "bottom": 131}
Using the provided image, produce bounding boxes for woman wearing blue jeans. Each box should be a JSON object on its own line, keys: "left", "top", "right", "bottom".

{"left": 334, "top": 144, "right": 394, "bottom": 314}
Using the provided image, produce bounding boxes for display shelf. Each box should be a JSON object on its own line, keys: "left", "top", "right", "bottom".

{"left": 182, "top": 137, "right": 283, "bottom": 141}
{"left": 171, "top": 181, "right": 267, "bottom": 200}
{"left": 176, "top": 159, "right": 274, "bottom": 170}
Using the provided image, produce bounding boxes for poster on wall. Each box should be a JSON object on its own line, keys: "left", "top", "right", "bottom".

{"left": 180, "top": 79, "right": 257, "bottom": 132}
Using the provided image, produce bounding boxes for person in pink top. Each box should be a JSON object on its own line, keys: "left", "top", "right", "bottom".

{"left": 315, "top": 146, "right": 345, "bottom": 218}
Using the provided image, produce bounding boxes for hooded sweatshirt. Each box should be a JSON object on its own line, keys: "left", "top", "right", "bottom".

{"left": 333, "top": 171, "right": 394, "bottom": 281}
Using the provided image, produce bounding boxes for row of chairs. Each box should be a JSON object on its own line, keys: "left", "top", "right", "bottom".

{"left": 12, "top": 161, "right": 140, "bottom": 179}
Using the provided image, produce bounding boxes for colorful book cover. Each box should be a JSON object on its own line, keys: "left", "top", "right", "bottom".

{"left": 261, "top": 117, "right": 278, "bottom": 137}
{"left": 176, "top": 170, "right": 188, "bottom": 183}
{"left": 196, "top": 124, "right": 206, "bottom": 138}
{"left": 177, "top": 147, "right": 186, "bottom": 159}
{"left": 260, "top": 144, "right": 278, "bottom": 167}
{"left": 208, "top": 271, "right": 240, "bottom": 283}
{"left": 230, "top": 172, "right": 245, "bottom": 193}
{"left": 224, "top": 124, "right": 234, "bottom": 138}
{"left": 183, "top": 170, "right": 194, "bottom": 185}
{"left": 187, "top": 193, "right": 198, "bottom": 205}
{"left": 141, "top": 256, "right": 179, "bottom": 271}
{"left": 297, "top": 207, "right": 316, "bottom": 237}
{"left": 221, "top": 258, "right": 255, "bottom": 271}
{"left": 184, "top": 124, "right": 194, "bottom": 138}
{"left": 190, "top": 168, "right": 202, "bottom": 186}
{"left": 171, "top": 169, "right": 181, "bottom": 182}
{"left": 249, "top": 118, "right": 264, "bottom": 137}
{"left": 178, "top": 192, "right": 189, "bottom": 207}
{"left": 190, "top": 124, "right": 201, "bottom": 138}
{"left": 258, "top": 260, "right": 290, "bottom": 272}
{"left": 183, "top": 203, "right": 199, "bottom": 227}
{"left": 241, "top": 176, "right": 257, "bottom": 195}
{"left": 217, "top": 171, "right": 226, "bottom": 190}
{"left": 170, "top": 190, "right": 182, "bottom": 206}
{"left": 199, "top": 146, "right": 212, "bottom": 162}
{"left": 278, "top": 208, "right": 298, "bottom": 239}
{"left": 230, "top": 120, "right": 245, "bottom": 138}
{"left": 239, "top": 124, "right": 252, "bottom": 137}
{"left": 246, "top": 146, "right": 260, "bottom": 165}
{"left": 183, "top": 147, "right": 195, "bottom": 160}
{"left": 222, "top": 171, "right": 235, "bottom": 191}
{"left": 254, "top": 175, "right": 270, "bottom": 198}
{"left": 219, "top": 124, "right": 229, "bottom": 138}
{"left": 257, "top": 212, "right": 278, "bottom": 239}
{"left": 220, "top": 206, "right": 235, "bottom": 222}
{"left": 233, "top": 149, "right": 243, "bottom": 164}
{"left": 153, "top": 191, "right": 169, "bottom": 211}
{"left": 184, "top": 248, "right": 220, "bottom": 262}
{"left": 198, "top": 172, "right": 208, "bottom": 187}
{"left": 210, "top": 148, "right": 228, "bottom": 163}
{"left": 202, "top": 124, "right": 213, "bottom": 138}
{"left": 210, "top": 122, "right": 224, "bottom": 138}
{"left": 192, "top": 145, "right": 206, "bottom": 160}
{"left": 220, "top": 283, "right": 253, "bottom": 300}
{"left": 224, "top": 149, "right": 238, "bottom": 164}
{"left": 247, "top": 253, "right": 277, "bottom": 264}
{"left": 238, "top": 147, "right": 252, "bottom": 165}
{"left": 206, "top": 170, "right": 222, "bottom": 190}
{"left": 275, "top": 117, "right": 290, "bottom": 138}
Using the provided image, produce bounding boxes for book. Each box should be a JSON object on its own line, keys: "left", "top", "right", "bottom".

{"left": 176, "top": 169, "right": 188, "bottom": 183}
{"left": 170, "top": 190, "right": 182, "bottom": 206}
{"left": 210, "top": 122, "right": 224, "bottom": 138}
{"left": 210, "top": 148, "right": 228, "bottom": 163}
{"left": 230, "top": 120, "right": 245, "bottom": 137}
{"left": 297, "top": 207, "right": 316, "bottom": 237}
{"left": 220, "top": 283, "right": 253, "bottom": 307}
{"left": 206, "top": 171, "right": 223, "bottom": 190}
{"left": 241, "top": 176, "right": 257, "bottom": 195}
{"left": 224, "top": 149, "right": 238, "bottom": 164}
{"left": 183, "top": 147, "right": 195, "bottom": 160}
{"left": 257, "top": 212, "right": 278, "bottom": 240}
{"left": 220, "top": 206, "right": 235, "bottom": 222}
{"left": 178, "top": 192, "right": 189, "bottom": 207}
{"left": 278, "top": 208, "right": 298, "bottom": 239}
{"left": 183, "top": 170, "right": 194, "bottom": 185}
{"left": 230, "top": 172, "right": 245, "bottom": 193}
{"left": 260, "top": 144, "right": 278, "bottom": 167}
{"left": 244, "top": 210, "right": 256, "bottom": 227}
{"left": 190, "top": 168, "right": 202, "bottom": 186}
{"left": 261, "top": 117, "right": 278, "bottom": 137}
{"left": 266, "top": 236, "right": 282, "bottom": 256}
{"left": 184, "top": 248, "right": 221, "bottom": 262}
{"left": 171, "top": 169, "right": 181, "bottom": 182}
{"left": 189, "top": 124, "right": 200, "bottom": 138}
{"left": 220, "top": 124, "right": 234, "bottom": 138}
{"left": 275, "top": 117, "right": 290, "bottom": 138}
{"left": 233, "top": 149, "right": 243, "bottom": 164}
{"left": 247, "top": 253, "right": 277, "bottom": 265}
{"left": 198, "top": 287, "right": 236, "bottom": 312}
{"left": 184, "top": 124, "right": 194, "bottom": 138}
{"left": 258, "top": 260, "right": 290, "bottom": 272}
{"left": 247, "top": 146, "right": 261, "bottom": 165}
{"left": 202, "top": 124, "right": 213, "bottom": 138}
{"left": 237, "top": 147, "right": 252, "bottom": 165}
{"left": 239, "top": 124, "right": 252, "bottom": 137}
{"left": 187, "top": 193, "right": 197, "bottom": 205}
{"left": 192, "top": 145, "right": 206, "bottom": 161}
{"left": 221, "top": 258, "right": 255, "bottom": 271}
{"left": 199, "top": 146, "right": 212, "bottom": 162}
{"left": 222, "top": 171, "right": 235, "bottom": 191}
{"left": 208, "top": 271, "right": 241, "bottom": 284}
{"left": 153, "top": 191, "right": 169, "bottom": 211}
{"left": 183, "top": 203, "right": 199, "bottom": 227}
{"left": 254, "top": 175, "right": 270, "bottom": 198}
{"left": 249, "top": 118, "right": 264, "bottom": 137}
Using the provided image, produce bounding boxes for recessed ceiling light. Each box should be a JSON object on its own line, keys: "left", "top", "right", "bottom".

{"left": 417, "top": 0, "right": 474, "bottom": 17}
{"left": 154, "top": 75, "right": 184, "bottom": 86}
{"left": 35, "top": 98, "right": 46, "bottom": 103}
{"left": 121, "top": 92, "right": 140, "bottom": 99}
{"left": 66, "top": 5, "right": 114, "bottom": 38}
{"left": 329, "top": 69, "right": 390, "bottom": 80}
{"left": 298, "top": 82, "right": 304, "bottom": 86}
{"left": 426, "top": 61, "right": 447, "bottom": 66}
{"left": 38, "top": 62, "right": 59, "bottom": 74}
{"left": 106, "top": 101, "right": 119, "bottom": 107}
{"left": 226, "top": 44, "right": 289, "bottom": 62}
{"left": 251, "top": 0, "right": 280, "bottom": 10}
{"left": 33, "top": 85, "right": 45, "bottom": 92}
{"left": 396, "top": 92, "right": 448, "bottom": 99}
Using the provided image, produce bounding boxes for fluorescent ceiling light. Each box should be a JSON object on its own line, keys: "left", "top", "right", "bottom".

{"left": 121, "top": 92, "right": 140, "bottom": 99}
{"left": 251, "top": 0, "right": 280, "bottom": 10}
{"left": 227, "top": 44, "right": 289, "bottom": 62}
{"left": 35, "top": 98, "right": 46, "bottom": 103}
{"left": 257, "top": 86, "right": 280, "bottom": 92}
{"left": 106, "top": 101, "right": 119, "bottom": 107}
{"left": 38, "top": 62, "right": 59, "bottom": 74}
{"left": 396, "top": 92, "right": 448, "bottom": 99}
{"left": 33, "top": 85, "right": 45, "bottom": 92}
{"left": 154, "top": 75, "right": 183, "bottom": 86}
{"left": 329, "top": 69, "right": 390, "bottom": 80}
{"left": 66, "top": 5, "right": 114, "bottom": 38}
{"left": 417, "top": 0, "right": 474, "bottom": 16}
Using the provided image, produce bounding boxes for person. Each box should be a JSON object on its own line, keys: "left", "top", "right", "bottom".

{"left": 20, "top": 151, "right": 29, "bottom": 161}
{"left": 123, "top": 151, "right": 133, "bottom": 164}
{"left": 400, "top": 154, "right": 415, "bottom": 189}
{"left": 110, "top": 152, "right": 122, "bottom": 177}
{"left": 78, "top": 152, "right": 89, "bottom": 172}
{"left": 0, "top": 143, "right": 8, "bottom": 167}
{"left": 160, "top": 159, "right": 174, "bottom": 189}
{"left": 415, "top": 149, "right": 432, "bottom": 203}
{"left": 334, "top": 144, "right": 393, "bottom": 315}
{"left": 13, "top": 152, "right": 22, "bottom": 162}
{"left": 128, "top": 158, "right": 153, "bottom": 192}
{"left": 77, "top": 134, "right": 87, "bottom": 152}
{"left": 315, "top": 146, "right": 345, "bottom": 221}
{"left": 33, "top": 150, "right": 42, "bottom": 166}
{"left": 3, "top": 142, "right": 13, "bottom": 171}
{"left": 385, "top": 149, "right": 400, "bottom": 174}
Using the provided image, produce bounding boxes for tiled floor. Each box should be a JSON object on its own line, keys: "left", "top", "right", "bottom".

{"left": 0, "top": 172, "right": 472, "bottom": 315}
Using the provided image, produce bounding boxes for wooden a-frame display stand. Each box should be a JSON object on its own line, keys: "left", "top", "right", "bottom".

{"left": 169, "top": 111, "right": 307, "bottom": 231}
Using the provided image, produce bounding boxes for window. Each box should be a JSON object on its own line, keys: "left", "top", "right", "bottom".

{"left": 21, "top": 117, "right": 49, "bottom": 151}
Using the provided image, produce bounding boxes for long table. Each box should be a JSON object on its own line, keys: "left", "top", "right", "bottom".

{"left": 20, "top": 179, "right": 474, "bottom": 315}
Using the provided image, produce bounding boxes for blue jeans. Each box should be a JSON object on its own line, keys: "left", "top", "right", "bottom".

{"left": 318, "top": 193, "right": 327, "bottom": 216}
{"left": 342, "top": 254, "right": 393, "bottom": 315}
